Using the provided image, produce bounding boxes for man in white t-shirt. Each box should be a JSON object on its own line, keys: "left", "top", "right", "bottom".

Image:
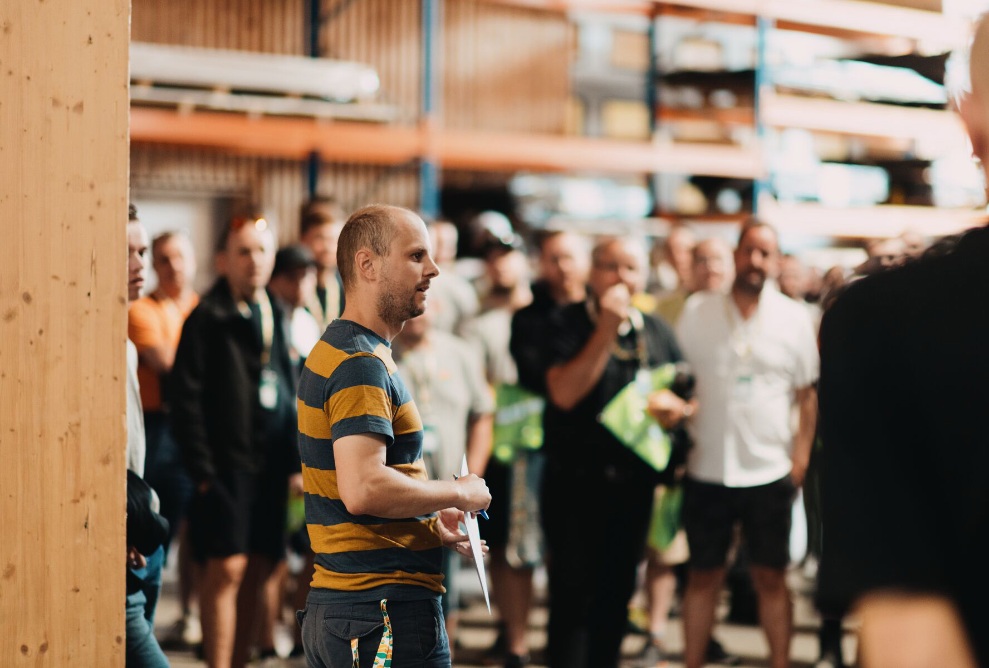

{"left": 676, "top": 220, "right": 818, "bottom": 668}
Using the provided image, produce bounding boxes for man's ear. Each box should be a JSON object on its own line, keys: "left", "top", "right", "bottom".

{"left": 957, "top": 92, "right": 987, "bottom": 163}
{"left": 355, "top": 248, "right": 378, "bottom": 281}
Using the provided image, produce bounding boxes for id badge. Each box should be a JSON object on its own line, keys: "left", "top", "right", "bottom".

{"left": 422, "top": 424, "right": 440, "bottom": 454}
{"left": 635, "top": 368, "right": 653, "bottom": 395}
{"left": 732, "top": 374, "right": 754, "bottom": 401}
{"left": 259, "top": 368, "right": 279, "bottom": 410}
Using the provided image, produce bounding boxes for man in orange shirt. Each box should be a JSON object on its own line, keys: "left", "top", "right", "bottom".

{"left": 127, "top": 229, "right": 201, "bottom": 646}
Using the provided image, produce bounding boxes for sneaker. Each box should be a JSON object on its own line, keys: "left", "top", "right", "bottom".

{"left": 635, "top": 641, "right": 669, "bottom": 668}
{"left": 160, "top": 614, "right": 202, "bottom": 649}
{"left": 706, "top": 638, "right": 741, "bottom": 666}
{"left": 814, "top": 649, "right": 846, "bottom": 668}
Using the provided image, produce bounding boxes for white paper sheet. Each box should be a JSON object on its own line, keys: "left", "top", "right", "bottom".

{"left": 461, "top": 454, "right": 491, "bottom": 614}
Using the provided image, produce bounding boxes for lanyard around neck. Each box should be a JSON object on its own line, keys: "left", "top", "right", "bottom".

{"left": 240, "top": 291, "right": 275, "bottom": 367}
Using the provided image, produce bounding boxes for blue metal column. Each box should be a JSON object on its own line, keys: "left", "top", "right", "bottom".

{"left": 753, "top": 15, "right": 772, "bottom": 213}
{"left": 647, "top": 11, "right": 660, "bottom": 212}
{"left": 419, "top": 0, "right": 441, "bottom": 219}
{"left": 306, "top": 0, "right": 322, "bottom": 198}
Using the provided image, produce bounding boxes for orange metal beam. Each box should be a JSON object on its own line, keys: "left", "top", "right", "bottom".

{"left": 130, "top": 107, "right": 422, "bottom": 163}
{"left": 130, "top": 106, "right": 763, "bottom": 178}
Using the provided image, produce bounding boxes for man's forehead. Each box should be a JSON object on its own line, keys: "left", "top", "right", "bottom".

{"left": 598, "top": 239, "right": 645, "bottom": 264}
{"left": 739, "top": 226, "right": 778, "bottom": 250}
{"left": 229, "top": 225, "right": 273, "bottom": 249}
{"left": 128, "top": 221, "right": 148, "bottom": 244}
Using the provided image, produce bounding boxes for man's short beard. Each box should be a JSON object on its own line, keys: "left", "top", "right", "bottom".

{"left": 734, "top": 272, "right": 765, "bottom": 294}
{"left": 377, "top": 290, "right": 423, "bottom": 326}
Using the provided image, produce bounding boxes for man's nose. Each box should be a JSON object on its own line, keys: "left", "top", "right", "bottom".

{"left": 426, "top": 255, "right": 440, "bottom": 278}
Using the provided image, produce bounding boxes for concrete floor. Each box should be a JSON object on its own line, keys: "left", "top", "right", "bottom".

{"left": 156, "top": 559, "right": 857, "bottom": 667}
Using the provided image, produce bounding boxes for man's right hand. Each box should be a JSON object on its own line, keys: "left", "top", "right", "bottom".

{"left": 454, "top": 474, "right": 491, "bottom": 514}
{"left": 597, "top": 283, "right": 631, "bottom": 329}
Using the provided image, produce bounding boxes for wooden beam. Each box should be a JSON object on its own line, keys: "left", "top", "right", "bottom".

{"left": 762, "top": 92, "right": 967, "bottom": 150}
{"left": 130, "top": 106, "right": 764, "bottom": 178}
{"left": 1, "top": 0, "right": 129, "bottom": 664}
{"left": 477, "top": 0, "right": 966, "bottom": 47}
{"left": 476, "top": 0, "right": 653, "bottom": 15}
{"left": 761, "top": 200, "right": 983, "bottom": 239}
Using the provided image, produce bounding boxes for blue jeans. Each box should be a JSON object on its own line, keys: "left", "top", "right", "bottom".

{"left": 127, "top": 546, "right": 164, "bottom": 624}
{"left": 299, "top": 597, "right": 449, "bottom": 667}
{"left": 145, "top": 412, "right": 193, "bottom": 556}
{"left": 126, "top": 591, "right": 169, "bottom": 667}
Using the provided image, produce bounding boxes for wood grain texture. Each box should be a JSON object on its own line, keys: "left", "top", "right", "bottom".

{"left": 132, "top": 0, "right": 305, "bottom": 54}
{"left": 0, "top": 0, "right": 130, "bottom": 665}
{"left": 130, "top": 146, "right": 419, "bottom": 240}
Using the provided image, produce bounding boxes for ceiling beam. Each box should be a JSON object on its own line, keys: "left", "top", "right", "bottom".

{"left": 130, "top": 106, "right": 764, "bottom": 178}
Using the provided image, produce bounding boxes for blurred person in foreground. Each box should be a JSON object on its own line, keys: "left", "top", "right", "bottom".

{"left": 816, "top": 17, "right": 989, "bottom": 668}
{"left": 296, "top": 204, "right": 491, "bottom": 667}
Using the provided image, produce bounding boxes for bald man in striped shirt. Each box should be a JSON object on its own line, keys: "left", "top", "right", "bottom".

{"left": 297, "top": 204, "right": 491, "bottom": 668}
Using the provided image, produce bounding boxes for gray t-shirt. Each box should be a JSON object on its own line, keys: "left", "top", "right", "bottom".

{"left": 394, "top": 330, "right": 494, "bottom": 480}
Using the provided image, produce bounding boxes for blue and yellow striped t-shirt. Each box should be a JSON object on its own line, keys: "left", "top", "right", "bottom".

{"left": 297, "top": 319, "right": 444, "bottom": 603}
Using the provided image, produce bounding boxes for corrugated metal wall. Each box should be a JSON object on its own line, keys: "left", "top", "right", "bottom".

{"left": 130, "top": 0, "right": 574, "bottom": 235}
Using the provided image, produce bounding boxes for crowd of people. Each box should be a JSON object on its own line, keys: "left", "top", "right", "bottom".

{"left": 120, "top": 16, "right": 989, "bottom": 668}
{"left": 123, "top": 191, "right": 948, "bottom": 668}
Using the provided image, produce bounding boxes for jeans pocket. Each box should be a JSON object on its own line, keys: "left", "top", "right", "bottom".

{"left": 420, "top": 599, "right": 448, "bottom": 660}
{"left": 323, "top": 616, "right": 384, "bottom": 642}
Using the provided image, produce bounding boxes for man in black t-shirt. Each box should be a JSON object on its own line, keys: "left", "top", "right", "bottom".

{"left": 541, "top": 237, "right": 695, "bottom": 668}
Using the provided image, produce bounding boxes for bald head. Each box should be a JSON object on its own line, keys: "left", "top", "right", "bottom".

{"left": 337, "top": 204, "right": 417, "bottom": 291}
{"left": 590, "top": 236, "right": 648, "bottom": 299}
{"left": 958, "top": 16, "right": 989, "bottom": 167}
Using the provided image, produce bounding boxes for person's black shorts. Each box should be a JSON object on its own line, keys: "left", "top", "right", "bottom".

{"left": 682, "top": 475, "right": 795, "bottom": 570}
{"left": 189, "top": 468, "right": 288, "bottom": 562}
{"left": 479, "top": 460, "right": 510, "bottom": 549}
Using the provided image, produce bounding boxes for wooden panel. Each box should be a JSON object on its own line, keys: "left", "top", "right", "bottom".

{"left": 132, "top": 0, "right": 305, "bottom": 54}
{"left": 760, "top": 200, "right": 980, "bottom": 239}
{"left": 321, "top": 0, "right": 422, "bottom": 124}
{"left": 0, "top": 0, "right": 129, "bottom": 665}
{"left": 611, "top": 29, "right": 650, "bottom": 71}
{"left": 130, "top": 146, "right": 419, "bottom": 242}
{"left": 761, "top": 92, "right": 968, "bottom": 158}
{"left": 318, "top": 163, "right": 421, "bottom": 214}
{"left": 444, "top": 0, "right": 575, "bottom": 133}
{"left": 481, "top": 0, "right": 965, "bottom": 45}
